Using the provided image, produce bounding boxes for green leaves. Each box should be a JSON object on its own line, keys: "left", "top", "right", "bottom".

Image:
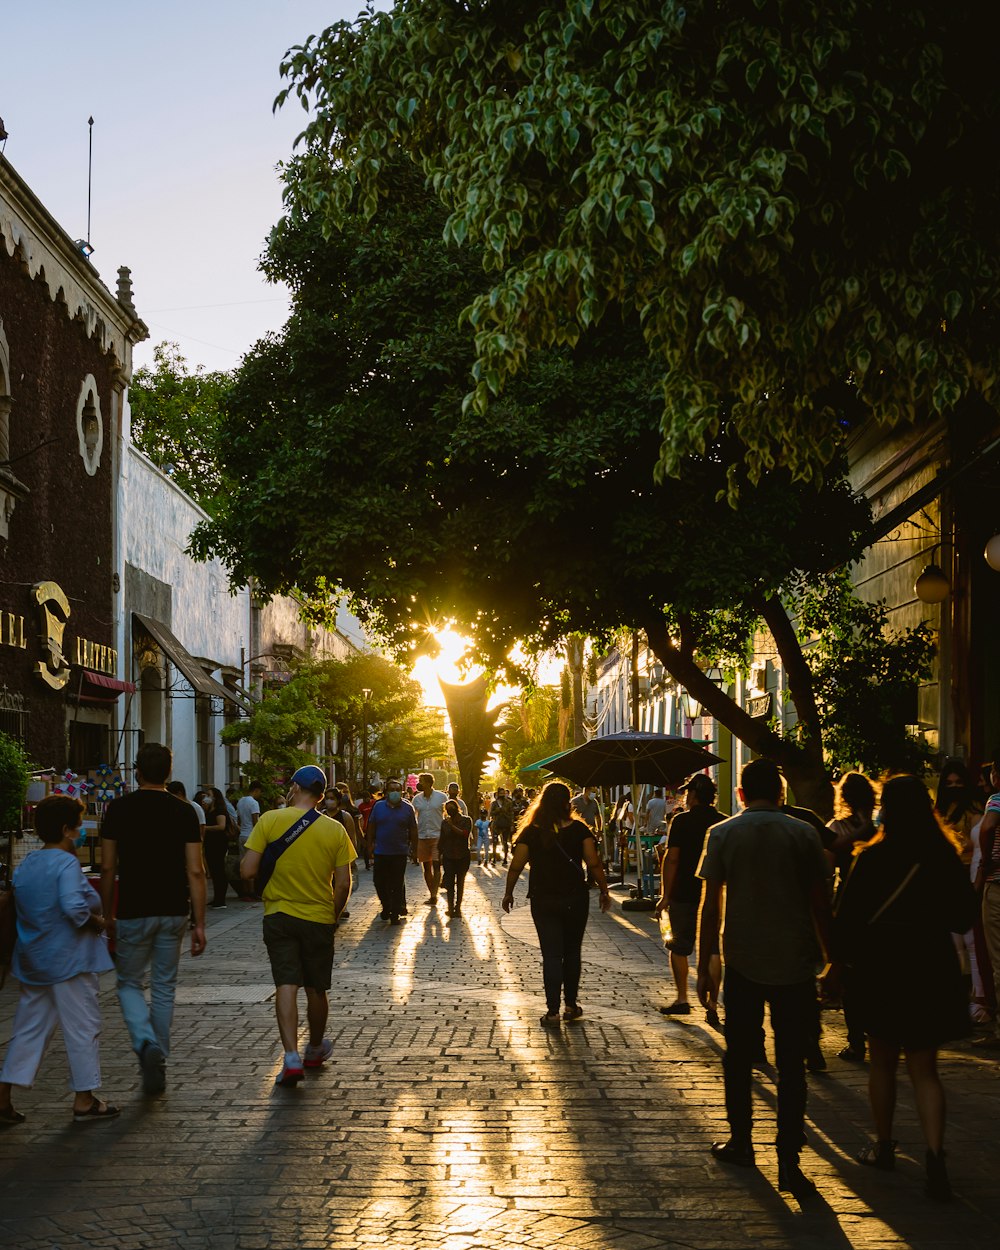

{"left": 275, "top": 0, "right": 997, "bottom": 485}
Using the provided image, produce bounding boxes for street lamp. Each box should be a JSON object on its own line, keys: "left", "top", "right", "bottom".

{"left": 683, "top": 667, "right": 725, "bottom": 719}
{"left": 361, "top": 688, "right": 372, "bottom": 792}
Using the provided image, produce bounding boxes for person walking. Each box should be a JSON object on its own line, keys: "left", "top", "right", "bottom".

{"left": 440, "top": 800, "right": 473, "bottom": 919}
{"left": 655, "top": 774, "right": 724, "bottom": 1024}
{"left": 366, "top": 780, "right": 418, "bottom": 924}
{"left": 201, "top": 787, "right": 234, "bottom": 910}
{"left": 236, "top": 781, "right": 263, "bottom": 849}
{"left": 412, "top": 772, "right": 447, "bottom": 905}
{"left": 696, "top": 758, "right": 831, "bottom": 1198}
{"left": 241, "top": 765, "right": 356, "bottom": 1086}
{"left": 100, "top": 742, "right": 206, "bottom": 1096}
{"left": 501, "top": 781, "right": 611, "bottom": 1027}
{"left": 446, "top": 782, "right": 468, "bottom": 816}
{"left": 474, "top": 807, "right": 491, "bottom": 866}
{"left": 972, "top": 755, "right": 1000, "bottom": 1049}
{"left": 0, "top": 796, "right": 119, "bottom": 1124}
{"left": 489, "top": 787, "right": 514, "bottom": 866}
{"left": 833, "top": 774, "right": 976, "bottom": 1200}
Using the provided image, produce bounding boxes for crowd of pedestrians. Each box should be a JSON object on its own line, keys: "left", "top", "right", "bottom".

{"left": 1, "top": 743, "right": 998, "bottom": 1212}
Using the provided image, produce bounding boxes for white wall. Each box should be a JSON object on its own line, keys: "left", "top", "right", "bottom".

{"left": 117, "top": 435, "right": 249, "bottom": 790}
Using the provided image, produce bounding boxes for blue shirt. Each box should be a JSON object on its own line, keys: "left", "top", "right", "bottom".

{"left": 12, "top": 849, "right": 114, "bottom": 985}
{"left": 475, "top": 818, "right": 490, "bottom": 841}
{"left": 367, "top": 799, "right": 417, "bottom": 856}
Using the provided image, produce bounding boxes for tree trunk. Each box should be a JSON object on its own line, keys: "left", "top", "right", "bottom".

{"left": 566, "top": 635, "right": 586, "bottom": 745}
{"left": 642, "top": 615, "right": 833, "bottom": 819}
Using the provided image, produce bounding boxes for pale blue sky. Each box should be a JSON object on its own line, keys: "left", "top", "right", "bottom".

{"left": 2, "top": 1, "right": 371, "bottom": 373}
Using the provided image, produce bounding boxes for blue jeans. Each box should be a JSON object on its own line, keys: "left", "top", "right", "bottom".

{"left": 115, "top": 915, "right": 187, "bottom": 1056}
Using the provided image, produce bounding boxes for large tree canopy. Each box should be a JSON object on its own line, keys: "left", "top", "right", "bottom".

{"left": 193, "top": 159, "right": 933, "bottom": 813}
{"left": 277, "top": 0, "right": 999, "bottom": 486}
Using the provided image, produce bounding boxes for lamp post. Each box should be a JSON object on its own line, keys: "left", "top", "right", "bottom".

{"left": 361, "top": 687, "right": 372, "bottom": 792}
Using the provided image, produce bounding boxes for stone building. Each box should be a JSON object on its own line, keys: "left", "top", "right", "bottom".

{"left": 0, "top": 153, "right": 146, "bottom": 772}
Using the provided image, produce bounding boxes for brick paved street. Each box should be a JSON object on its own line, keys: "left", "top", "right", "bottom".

{"left": 1, "top": 864, "right": 998, "bottom": 1250}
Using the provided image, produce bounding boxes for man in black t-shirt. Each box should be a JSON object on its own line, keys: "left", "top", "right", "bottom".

{"left": 100, "top": 742, "right": 206, "bottom": 1096}
{"left": 655, "top": 774, "right": 723, "bottom": 1021}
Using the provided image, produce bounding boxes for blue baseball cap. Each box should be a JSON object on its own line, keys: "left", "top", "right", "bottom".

{"left": 290, "top": 765, "right": 327, "bottom": 789}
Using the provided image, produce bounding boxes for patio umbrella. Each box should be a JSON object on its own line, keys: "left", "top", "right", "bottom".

{"left": 528, "top": 732, "right": 723, "bottom": 906}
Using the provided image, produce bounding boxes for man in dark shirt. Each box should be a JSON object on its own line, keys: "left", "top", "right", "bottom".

{"left": 655, "top": 774, "right": 723, "bottom": 1020}
{"left": 100, "top": 742, "right": 206, "bottom": 1095}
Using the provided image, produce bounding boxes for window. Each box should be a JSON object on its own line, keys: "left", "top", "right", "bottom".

{"left": 68, "top": 721, "right": 109, "bottom": 773}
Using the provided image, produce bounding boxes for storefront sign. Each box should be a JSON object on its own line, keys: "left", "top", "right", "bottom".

{"left": 0, "top": 582, "right": 117, "bottom": 692}
{"left": 74, "top": 636, "right": 118, "bottom": 675}
{"left": 0, "top": 612, "right": 27, "bottom": 649}
{"left": 745, "top": 692, "right": 773, "bottom": 720}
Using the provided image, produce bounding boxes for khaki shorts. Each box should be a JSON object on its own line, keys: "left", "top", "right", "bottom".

{"left": 416, "top": 837, "right": 439, "bottom": 863}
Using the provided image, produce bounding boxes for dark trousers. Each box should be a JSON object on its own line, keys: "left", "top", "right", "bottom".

{"left": 373, "top": 854, "right": 408, "bottom": 919}
{"left": 203, "top": 831, "right": 230, "bottom": 906}
{"left": 442, "top": 855, "right": 471, "bottom": 912}
{"left": 722, "top": 966, "right": 813, "bottom": 1158}
{"left": 529, "top": 893, "right": 590, "bottom": 1014}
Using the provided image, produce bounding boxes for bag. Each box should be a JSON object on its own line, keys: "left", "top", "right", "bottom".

{"left": 255, "top": 807, "right": 322, "bottom": 895}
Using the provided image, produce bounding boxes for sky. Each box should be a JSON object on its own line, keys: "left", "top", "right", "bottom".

{"left": 2, "top": 1, "right": 371, "bottom": 374}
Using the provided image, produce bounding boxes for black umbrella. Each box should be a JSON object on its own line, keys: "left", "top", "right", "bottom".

{"left": 529, "top": 732, "right": 724, "bottom": 905}
{"left": 537, "top": 731, "right": 722, "bottom": 790}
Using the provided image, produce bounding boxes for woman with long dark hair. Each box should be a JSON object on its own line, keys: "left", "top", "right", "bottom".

{"left": 200, "top": 787, "right": 232, "bottom": 910}
{"left": 833, "top": 774, "right": 976, "bottom": 1201}
{"left": 501, "top": 781, "right": 611, "bottom": 1027}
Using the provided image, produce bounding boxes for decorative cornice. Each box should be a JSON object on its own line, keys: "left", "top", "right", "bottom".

{"left": 0, "top": 156, "right": 149, "bottom": 377}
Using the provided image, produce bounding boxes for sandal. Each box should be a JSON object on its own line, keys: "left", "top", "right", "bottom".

{"left": 857, "top": 1139, "right": 896, "bottom": 1171}
{"left": 563, "top": 1004, "right": 584, "bottom": 1021}
{"left": 540, "top": 1013, "right": 561, "bottom": 1028}
{"left": 73, "top": 1098, "right": 120, "bottom": 1121}
{"left": 0, "top": 1106, "right": 25, "bottom": 1126}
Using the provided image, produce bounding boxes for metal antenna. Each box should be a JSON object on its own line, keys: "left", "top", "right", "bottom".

{"left": 87, "top": 116, "right": 94, "bottom": 247}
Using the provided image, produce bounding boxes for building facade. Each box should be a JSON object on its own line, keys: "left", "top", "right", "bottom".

{"left": 1, "top": 155, "right": 146, "bottom": 774}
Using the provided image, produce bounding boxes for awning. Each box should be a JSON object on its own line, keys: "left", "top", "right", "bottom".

{"left": 83, "top": 671, "right": 136, "bottom": 694}
{"left": 132, "top": 613, "right": 247, "bottom": 709}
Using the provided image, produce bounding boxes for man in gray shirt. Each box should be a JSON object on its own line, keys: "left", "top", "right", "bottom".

{"left": 696, "top": 758, "right": 831, "bottom": 1198}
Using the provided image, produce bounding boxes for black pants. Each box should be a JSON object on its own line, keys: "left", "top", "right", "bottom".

{"left": 492, "top": 826, "right": 510, "bottom": 861}
{"left": 442, "top": 855, "right": 470, "bottom": 912}
{"left": 373, "top": 854, "right": 408, "bottom": 919}
{"left": 722, "top": 966, "right": 813, "bottom": 1159}
{"left": 204, "top": 831, "right": 230, "bottom": 906}
{"left": 529, "top": 893, "right": 589, "bottom": 1015}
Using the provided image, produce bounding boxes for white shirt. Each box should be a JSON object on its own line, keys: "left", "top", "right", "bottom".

{"left": 412, "top": 789, "right": 447, "bottom": 838}
{"left": 190, "top": 800, "right": 207, "bottom": 828}
{"left": 447, "top": 795, "right": 469, "bottom": 816}
{"left": 236, "top": 794, "right": 261, "bottom": 842}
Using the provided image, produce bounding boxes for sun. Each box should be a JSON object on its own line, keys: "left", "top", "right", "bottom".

{"left": 410, "top": 628, "right": 483, "bottom": 708}
{"left": 410, "top": 627, "right": 561, "bottom": 710}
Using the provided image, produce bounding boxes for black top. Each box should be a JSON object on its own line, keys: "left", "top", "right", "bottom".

{"left": 517, "top": 819, "right": 590, "bottom": 899}
{"left": 101, "top": 789, "right": 201, "bottom": 918}
{"left": 439, "top": 815, "right": 472, "bottom": 859}
{"left": 666, "top": 805, "right": 723, "bottom": 904}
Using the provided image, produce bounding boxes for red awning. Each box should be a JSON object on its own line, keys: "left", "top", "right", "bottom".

{"left": 82, "top": 671, "right": 136, "bottom": 694}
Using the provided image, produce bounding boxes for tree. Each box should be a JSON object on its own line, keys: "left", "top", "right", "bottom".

{"left": 496, "top": 687, "right": 567, "bottom": 783}
{"left": 129, "top": 342, "right": 232, "bottom": 510}
{"left": 0, "top": 732, "right": 31, "bottom": 832}
{"left": 372, "top": 707, "right": 450, "bottom": 783}
{"left": 790, "top": 572, "right": 936, "bottom": 777}
{"left": 310, "top": 652, "right": 439, "bottom": 786}
{"left": 191, "top": 157, "right": 935, "bottom": 815}
{"left": 220, "top": 674, "right": 327, "bottom": 803}
{"left": 277, "top": 1, "right": 999, "bottom": 486}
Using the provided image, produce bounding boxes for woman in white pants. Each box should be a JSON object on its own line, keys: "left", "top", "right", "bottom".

{"left": 0, "top": 795, "right": 118, "bottom": 1124}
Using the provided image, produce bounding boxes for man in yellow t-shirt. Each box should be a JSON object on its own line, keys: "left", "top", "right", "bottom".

{"left": 241, "top": 766, "right": 356, "bottom": 1086}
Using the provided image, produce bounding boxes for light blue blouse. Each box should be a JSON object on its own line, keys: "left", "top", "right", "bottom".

{"left": 11, "top": 849, "right": 114, "bottom": 985}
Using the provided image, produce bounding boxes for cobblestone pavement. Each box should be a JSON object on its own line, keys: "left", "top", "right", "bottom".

{"left": 1, "top": 862, "right": 999, "bottom": 1250}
